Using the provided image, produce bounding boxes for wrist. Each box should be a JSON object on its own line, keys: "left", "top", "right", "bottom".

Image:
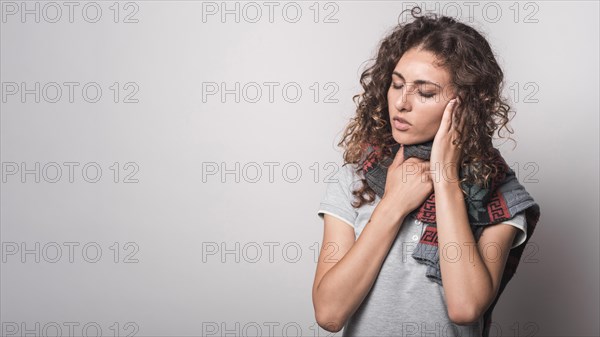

{"left": 433, "top": 178, "right": 461, "bottom": 191}
{"left": 430, "top": 163, "right": 459, "bottom": 187}
{"left": 376, "top": 197, "right": 409, "bottom": 225}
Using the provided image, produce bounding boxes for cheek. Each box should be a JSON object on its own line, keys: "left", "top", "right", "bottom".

{"left": 417, "top": 106, "right": 445, "bottom": 132}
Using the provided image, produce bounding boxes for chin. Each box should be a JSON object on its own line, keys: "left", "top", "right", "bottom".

{"left": 392, "top": 130, "right": 431, "bottom": 145}
{"left": 392, "top": 131, "right": 413, "bottom": 145}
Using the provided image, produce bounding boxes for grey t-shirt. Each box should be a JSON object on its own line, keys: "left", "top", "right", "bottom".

{"left": 316, "top": 163, "right": 527, "bottom": 337}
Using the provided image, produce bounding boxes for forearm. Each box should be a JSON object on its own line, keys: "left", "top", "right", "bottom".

{"left": 434, "top": 180, "right": 493, "bottom": 321}
{"left": 314, "top": 201, "right": 407, "bottom": 329}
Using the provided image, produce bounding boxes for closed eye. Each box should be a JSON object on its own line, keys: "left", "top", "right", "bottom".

{"left": 391, "top": 83, "right": 435, "bottom": 98}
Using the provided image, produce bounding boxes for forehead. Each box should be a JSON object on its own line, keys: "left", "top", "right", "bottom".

{"left": 393, "top": 47, "right": 450, "bottom": 86}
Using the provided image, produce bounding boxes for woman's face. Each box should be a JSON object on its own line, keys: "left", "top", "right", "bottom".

{"left": 387, "top": 47, "right": 457, "bottom": 145}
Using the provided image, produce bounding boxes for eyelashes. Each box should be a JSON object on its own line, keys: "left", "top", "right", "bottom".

{"left": 391, "top": 83, "right": 435, "bottom": 98}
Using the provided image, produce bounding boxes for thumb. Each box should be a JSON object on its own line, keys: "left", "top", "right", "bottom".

{"left": 391, "top": 144, "right": 405, "bottom": 168}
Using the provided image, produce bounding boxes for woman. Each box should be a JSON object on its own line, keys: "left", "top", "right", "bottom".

{"left": 312, "top": 7, "right": 541, "bottom": 337}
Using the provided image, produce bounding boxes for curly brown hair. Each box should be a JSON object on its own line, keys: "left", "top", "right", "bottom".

{"left": 339, "top": 6, "right": 516, "bottom": 209}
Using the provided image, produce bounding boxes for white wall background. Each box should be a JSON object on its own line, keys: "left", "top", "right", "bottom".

{"left": 1, "top": 1, "right": 598, "bottom": 336}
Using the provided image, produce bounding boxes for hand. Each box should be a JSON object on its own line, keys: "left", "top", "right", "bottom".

{"left": 381, "top": 144, "right": 433, "bottom": 219}
{"left": 430, "top": 97, "right": 465, "bottom": 185}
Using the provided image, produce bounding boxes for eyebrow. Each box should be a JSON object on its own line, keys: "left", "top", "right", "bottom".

{"left": 392, "top": 71, "right": 442, "bottom": 88}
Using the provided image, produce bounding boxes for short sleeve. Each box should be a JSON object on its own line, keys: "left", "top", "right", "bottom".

{"left": 316, "top": 164, "right": 359, "bottom": 228}
{"left": 499, "top": 211, "right": 528, "bottom": 249}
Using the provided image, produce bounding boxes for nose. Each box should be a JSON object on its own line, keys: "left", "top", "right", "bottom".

{"left": 393, "top": 83, "right": 417, "bottom": 112}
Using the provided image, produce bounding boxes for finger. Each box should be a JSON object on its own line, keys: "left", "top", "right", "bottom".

{"left": 455, "top": 98, "right": 466, "bottom": 132}
{"left": 392, "top": 144, "right": 405, "bottom": 167}
{"left": 450, "top": 98, "right": 459, "bottom": 131}
{"left": 450, "top": 99, "right": 466, "bottom": 147}
{"left": 450, "top": 102, "right": 456, "bottom": 132}
{"left": 442, "top": 98, "right": 457, "bottom": 132}
{"left": 420, "top": 161, "right": 432, "bottom": 180}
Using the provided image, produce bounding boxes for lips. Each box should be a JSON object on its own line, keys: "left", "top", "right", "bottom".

{"left": 393, "top": 116, "right": 411, "bottom": 125}
{"left": 392, "top": 118, "right": 411, "bottom": 131}
{"left": 392, "top": 116, "right": 412, "bottom": 131}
